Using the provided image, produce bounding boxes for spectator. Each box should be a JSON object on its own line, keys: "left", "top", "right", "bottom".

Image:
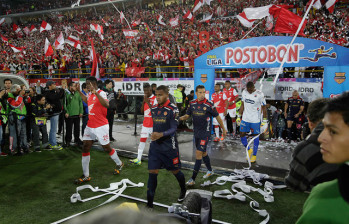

{"left": 63, "top": 81, "right": 83, "bottom": 147}
{"left": 116, "top": 89, "right": 127, "bottom": 120}
{"left": 173, "top": 84, "right": 184, "bottom": 112}
{"left": 44, "top": 80, "right": 64, "bottom": 150}
{"left": 31, "top": 94, "right": 51, "bottom": 152}
{"left": 285, "top": 98, "right": 339, "bottom": 192}
{"left": 104, "top": 79, "right": 117, "bottom": 141}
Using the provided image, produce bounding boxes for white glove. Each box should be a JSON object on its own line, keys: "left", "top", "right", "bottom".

{"left": 260, "top": 118, "right": 269, "bottom": 133}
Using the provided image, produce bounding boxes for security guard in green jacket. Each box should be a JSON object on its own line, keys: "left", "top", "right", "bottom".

{"left": 174, "top": 84, "right": 184, "bottom": 112}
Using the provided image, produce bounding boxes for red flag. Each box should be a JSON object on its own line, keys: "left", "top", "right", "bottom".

{"left": 131, "top": 19, "right": 141, "bottom": 27}
{"left": 40, "top": 21, "right": 52, "bottom": 33}
{"left": 55, "top": 32, "right": 65, "bottom": 50}
{"left": 44, "top": 38, "right": 53, "bottom": 57}
{"left": 157, "top": 15, "right": 166, "bottom": 26}
{"left": 30, "top": 25, "right": 37, "bottom": 32}
{"left": 13, "top": 24, "right": 21, "bottom": 33}
{"left": 193, "top": 0, "right": 203, "bottom": 13}
{"left": 126, "top": 67, "right": 145, "bottom": 77}
{"left": 237, "top": 12, "right": 256, "bottom": 27}
{"left": 270, "top": 7, "right": 306, "bottom": 36}
{"left": 89, "top": 39, "right": 99, "bottom": 79}
{"left": 183, "top": 10, "right": 194, "bottom": 21}
{"left": 65, "top": 35, "right": 81, "bottom": 50}
{"left": 325, "top": 0, "right": 338, "bottom": 13}
{"left": 9, "top": 44, "right": 24, "bottom": 53}
{"left": 1, "top": 34, "right": 8, "bottom": 43}
{"left": 0, "top": 18, "right": 5, "bottom": 26}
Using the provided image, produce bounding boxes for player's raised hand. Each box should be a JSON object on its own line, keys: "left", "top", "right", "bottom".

{"left": 151, "top": 132, "right": 163, "bottom": 141}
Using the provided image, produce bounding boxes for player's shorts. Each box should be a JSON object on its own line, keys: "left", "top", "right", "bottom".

{"left": 148, "top": 140, "right": 181, "bottom": 171}
{"left": 140, "top": 126, "right": 153, "bottom": 138}
{"left": 83, "top": 124, "right": 110, "bottom": 145}
{"left": 194, "top": 137, "right": 212, "bottom": 152}
{"left": 287, "top": 113, "right": 297, "bottom": 121}
{"left": 213, "top": 113, "right": 226, "bottom": 125}
{"left": 240, "top": 120, "right": 260, "bottom": 135}
{"left": 227, "top": 108, "right": 236, "bottom": 118}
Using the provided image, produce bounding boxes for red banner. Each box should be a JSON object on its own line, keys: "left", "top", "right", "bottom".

{"left": 125, "top": 67, "right": 145, "bottom": 77}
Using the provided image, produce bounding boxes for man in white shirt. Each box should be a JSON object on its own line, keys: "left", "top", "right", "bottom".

{"left": 239, "top": 82, "right": 267, "bottom": 163}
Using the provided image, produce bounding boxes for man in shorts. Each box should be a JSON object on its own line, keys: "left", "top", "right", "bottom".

{"left": 212, "top": 83, "right": 228, "bottom": 142}
{"left": 75, "top": 76, "right": 124, "bottom": 184}
{"left": 223, "top": 80, "right": 239, "bottom": 137}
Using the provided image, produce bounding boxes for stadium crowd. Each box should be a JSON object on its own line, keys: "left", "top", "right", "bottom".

{"left": 0, "top": 0, "right": 348, "bottom": 78}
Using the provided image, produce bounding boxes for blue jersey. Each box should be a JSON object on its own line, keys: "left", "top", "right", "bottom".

{"left": 186, "top": 98, "right": 219, "bottom": 138}
{"left": 150, "top": 99, "right": 179, "bottom": 151}
{"left": 287, "top": 97, "right": 304, "bottom": 115}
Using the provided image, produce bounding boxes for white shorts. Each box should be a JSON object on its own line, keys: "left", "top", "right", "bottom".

{"left": 227, "top": 108, "right": 236, "bottom": 118}
{"left": 213, "top": 113, "right": 226, "bottom": 125}
{"left": 140, "top": 126, "right": 153, "bottom": 138}
{"left": 83, "top": 124, "right": 110, "bottom": 145}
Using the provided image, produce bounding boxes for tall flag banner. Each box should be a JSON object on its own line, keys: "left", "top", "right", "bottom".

{"left": 89, "top": 39, "right": 100, "bottom": 79}
{"left": 55, "top": 32, "right": 65, "bottom": 50}
{"left": 183, "top": 10, "right": 194, "bottom": 21}
{"left": 157, "top": 15, "right": 166, "bottom": 26}
{"left": 44, "top": 38, "right": 54, "bottom": 57}
{"left": 40, "top": 21, "right": 52, "bottom": 33}
{"left": 65, "top": 35, "right": 81, "bottom": 50}
{"left": 237, "top": 12, "right": 256, "bottom": 27}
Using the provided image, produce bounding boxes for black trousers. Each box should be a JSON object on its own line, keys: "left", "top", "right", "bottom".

{"left": 65, "top": 116, "right": 80, "bottom": 143}
{"left": 107, "top": 109, "right": 115, "bottom": 138}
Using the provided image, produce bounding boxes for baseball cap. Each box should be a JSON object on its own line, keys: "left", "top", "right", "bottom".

{"left": 46, "top": 80, "right": 56, "bottom": 88}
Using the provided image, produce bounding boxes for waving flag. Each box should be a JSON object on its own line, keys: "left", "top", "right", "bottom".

{"left": 65, "top": 35, "right": 81, "bottom": 50}
{"left": 325, "top": 0, "right": 338, "bottom": 13}
{"left": 89, "top": 39, "right": 99, "bottom": 79}
{"left": 237, "top": 12, "right": 256, "bottom": 27}
{"left": 169, "top": 16, "right": 179, "bottom": 27}
{"left": 30, "top": 25, "right": 37, "bottom": 32}
{"left": 90, "top": 24, "right": 103, "bottom": 34}
{"left": 102, "top": 18, "right": 109, "bottom": 26}
{"left": 200, "top": 14, "right": 213, "bottom": 23}
{"left": 122, "top": 29, "right": 139, "bottom": 39}
{"left": 13, "top": 24, "right": 21, "bottom": 34}
{"left": 54, "top": 32, "right": 65, "bottom": 50}
{"left": 193, "top": 0, "right": 203, "bottom": 13}
{"left": 270, "top": 7, "right": 307, "bottom": 36}
{"left": 183, "top": 10, "right": 194, "bottom": 21}
{"left": 44, "top": 38, "right": 54, "bottom": 57}
{"left": 1, "top": 34, "right": 8, "bottom": 43}
{"left": 157, "top": 15, "right": 166, "bottom": 26}
{"left": 23, "top": 27, "right": 30, "bottom": 35}
{"left": 0, "top": 18, "right": 5, "bottom": 26}
{"left": 142, "top": 22, "right": 153, "bottom": 35}
{"left": 40, "top": 21, "right": 52, "bottom": 33}
{"left": 9, "top": 44, "right": 24, "bottom": 53}
{"left": 131, "top": 19, "right": 141, "bottom": 27}
{"left": 243, "top": 5, "right": 273, "bottom": 20}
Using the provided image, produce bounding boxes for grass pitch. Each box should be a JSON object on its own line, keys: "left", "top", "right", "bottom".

{"left": 0, "top": 147, "right": 308, "bottom": 224}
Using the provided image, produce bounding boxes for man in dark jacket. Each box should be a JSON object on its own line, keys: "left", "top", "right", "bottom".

{"left": 285, "top": 98, "right": 339, "bottom": 192}
{"left": 104, "top": 80, "right": 117, "bottom": 141}
{"left": 44, "top": 80, "right": 64, "bottom": 150}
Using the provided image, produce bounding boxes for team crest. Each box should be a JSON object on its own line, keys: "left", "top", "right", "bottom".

{"left": 164, "top": 111, "right": 167, "bottom": 115}
{"left": 334, "top": 72, "right": 346, "bottom": 84}
{"left": 201, "top": 74, "right": 207, "bottom": 83}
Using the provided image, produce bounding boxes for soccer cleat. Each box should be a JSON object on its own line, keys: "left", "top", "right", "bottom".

{"left": 220, "top": 135, "right": 224, "bottom": 141}
{"left": 177, "top": 189, "right": 187, "bottom": 202}
{"left": 113, "top": 162, "right": 124, "bottom": 175}
{"left": 213, "top": 137, "right": 220, "bottom": 142}
{"left": 74, "top": 175, "right": 91, "bottom": 184}
{"left": 250, "top": 155, "right": 257, "bottom": 163}
{"left": 203, "top": 170, "right": 214, "bottom": 179}
{"left": 246, "top": 148, "right": 253, "bottom": 160}
{"left": 186, "top": 178, "right": 195, "bottom": 186}
{"left": 50, "top": 144, "right": 63, "bottom": 150}
{"left": 0, "top": 152, "right": 8, "bottom": 156}
{"left": 129, "top": 158, "right": 141, "bottom": 165}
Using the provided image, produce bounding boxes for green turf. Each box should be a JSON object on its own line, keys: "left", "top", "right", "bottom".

{"left": 0, "top": 147, "right": 308, "bottom": 224}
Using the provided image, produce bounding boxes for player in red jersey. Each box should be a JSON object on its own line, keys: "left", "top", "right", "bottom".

{"left": 212, "top": 83, "right": 228, "bottom": 142}
{"left": 223, "top": 80, "right": 240, "bottom": 137}
{"left": 130, "top": 83, "right": 157, "bottom": 165}
{"left": 74, "top": 76, "right": 124, "bottom": 184}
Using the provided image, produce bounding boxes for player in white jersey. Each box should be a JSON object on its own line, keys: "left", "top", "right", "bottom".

{"left": 130, "top": 83, "right": 157, "bottom": 165}
{"left": 239, "top": 81, "right": 267, "bottom": 163}
{"left": 74, "top": 76, "right": 124, "bottom": 184}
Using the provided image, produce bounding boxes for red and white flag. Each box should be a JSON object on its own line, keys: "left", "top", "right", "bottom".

{"left": 122, "top": 29, "right": 139, "bottom": 39}
{"left": 90, "top": 24, "right": 103, "bottom": 34}
{"left": 193, "top": 0, "right": 203, "bottom": 13}
{"left": 1, "top": 34, "right": 8, "bottom": 43}
{"left": 325, "top": 0, "right": 338, "bottom": 13}
{"left": 13, "top": 24, "right": 21, "bottom": 34}
{"left": 102, "top": 18, "right": 109, "bottom": 26}
{"left": 270, "top": 7, "right": 307, "bottom": 36}
{"left": 74, "top": 25, "right": 84, "bottom": 35}
{"left": 23, "top": 26, "right": 30, "bottom": 35}
{"left": 54, "top": 32, "right": 65, "bottom": 50}
{"left": 183, "top": 10, "right": 194, "bottom": 21}
{"left": 200, "top": 14, "right": 213, "bottom": 23}
{"left": 89, "top": 39, "right": 99, "bottom": 79}
{"left": 30, "top": 25, "right": 37, "bottom": 32}
{"left": 157, "top": 15, "right": 166, "bottom": 26}
{"left": 65, "top": 35, "right": 81, "bottom": 50}
{"left": 44, "top": 38, "right": 54, "bottom": 57}
{"left": 169, "top": 16, "right": 179, "bottom": 27}
{"left": 131, "top": 19, "right": 141, "bottom": 27}
{"left": 243, "top": 5, "right": 273, "bottom": 20}
{"left": 9, "top": 44, "right": 24, "bottom": 53}
{"left": 40, "top": 21, "right": 52, "bottom": 33}
{"left": 0, "top": 18, "right": 5, "bottom": 26}
{"left": 237, "top": 12, "right": 256, "bottom": 27}
{"left": 120, "top": 11, "right": 126, "bottom": 23}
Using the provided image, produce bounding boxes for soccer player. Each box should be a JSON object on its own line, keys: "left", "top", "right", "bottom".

{"left": 130, "top": 83, "right": 157, "bottom": 165}
{"left": 180, "top": 85, "right": 227, "bottom": 186}
{"left": 284, "top": 90, "right": 304, "bottom": 142}
{"left": 239, "top": 81, "right": 267, "bottom": 163}
{"left": 75, "top": 76, "right": 124, "bottom": 184}
{"left": 212, "top": 83, "right": 228, "bottom": 142}
{"left": 147, "top": 85, "right": 186, "bottom": 208}
{"left": 223, "top": 80, "right": 239, "bottom": 137}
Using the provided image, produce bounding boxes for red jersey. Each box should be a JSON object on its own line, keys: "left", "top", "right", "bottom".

{"left": 87, "top": 89, "right": 109, "bottom": 128}
{"left": 223, "top": 87, "right": 238, "bottom": 109}
{"left": 212, "top": 91, "right": 227, "bottom": 113}
{"left": 143, "top": 94, "right": 157, "bottom": 128}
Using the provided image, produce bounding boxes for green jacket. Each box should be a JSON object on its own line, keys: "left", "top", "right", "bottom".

{"left": 174, "top": 89, "right": 183, "bottom": 104}
{"left": 7, "top": 92, "right": 27, "bottom": 117}
{"left": 64, "top": 91, "right": 83, "bottom": 116}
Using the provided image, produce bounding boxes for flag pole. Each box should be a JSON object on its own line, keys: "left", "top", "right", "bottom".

{"left": 240, "top": 19, "right": 263, "bottom": 40}
{"left": 107, "top": 0, "right": 132, "bottom": 29}
{"left": 272, "top": 0, "right": 315, "bottom": 85}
